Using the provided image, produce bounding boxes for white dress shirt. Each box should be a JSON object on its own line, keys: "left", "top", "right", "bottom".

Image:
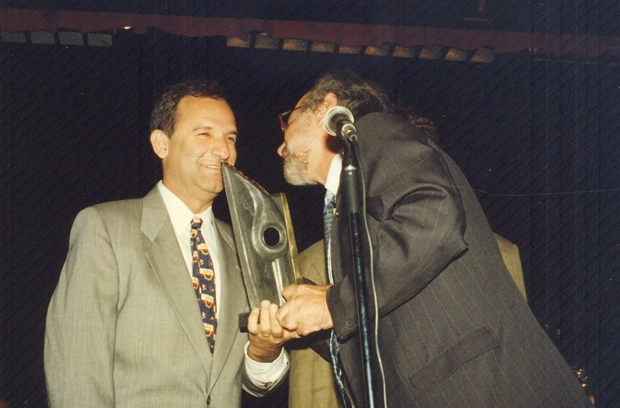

{"left": 325, "top": 152, "right": 343, "bottom": 196}
{"left": 156, "top": 181, "right": 288, "bottom": 389}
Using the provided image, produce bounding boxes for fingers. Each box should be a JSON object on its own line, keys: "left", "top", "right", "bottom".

{"left": 246, "top": 302, "right": 282, "bottom": 363}
{"left": 251, "top": 301, "right": 292, "bottom": 339}
{"left": 275, "top": 301, "right": 297, "bottom": 332}
{"left": 281, "top": 284, "right": 297, "bottom": 300}
{"left": 278, "top": 284, "right": 334, "bottom": 335}
{"left": 277, "top": 284, "right": 300, "bottom": 331}
{"left": 268, "top": 303, "right": 284, "bottom": 338}
{"left": 246, "top": 307, "right": 261, "bottom": 336}
{"left": 258, "top": 300, "right": 273, "bottom": 337}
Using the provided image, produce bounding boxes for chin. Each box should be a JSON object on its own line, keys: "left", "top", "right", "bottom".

{"left": 283, "top": 159, "right": 315, "bottom": 185}
{"left": 284, "top": 172, "right": 316, "bottom": 186}
{"left": 199, "top": 181, "right": 224, "bottom": 196}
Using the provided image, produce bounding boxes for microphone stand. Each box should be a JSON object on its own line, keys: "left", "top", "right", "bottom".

{"left": 337, "top": 122, "right": 375, "bottom": 408}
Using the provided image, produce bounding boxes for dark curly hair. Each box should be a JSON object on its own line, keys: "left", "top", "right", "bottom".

{"left": 302, "top": 71, "right": 391, "bottom": 120}
{"left": 304, "top": 71, "right": 438, "bottom": 141}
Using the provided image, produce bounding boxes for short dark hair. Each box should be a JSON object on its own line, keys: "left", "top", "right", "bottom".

{"left": 150, "top": 80, "right": 227, "bottom": 135}
{"left": 302, "top": 71, "right": 391, "bottom": 119}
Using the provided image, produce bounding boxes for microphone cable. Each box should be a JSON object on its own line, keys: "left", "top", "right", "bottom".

{"left": 350, "top": 133, "right": 389, "bottom": 408}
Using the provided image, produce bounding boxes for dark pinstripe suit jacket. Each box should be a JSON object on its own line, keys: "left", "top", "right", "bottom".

{"left": 326, "top": 113, "right": 588, "bottom": 407}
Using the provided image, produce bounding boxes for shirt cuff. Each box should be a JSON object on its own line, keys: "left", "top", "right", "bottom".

{"left": 243, "top": 341, "right": 290, "bottom": 389}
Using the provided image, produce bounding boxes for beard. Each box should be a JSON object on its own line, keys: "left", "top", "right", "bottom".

{"left": 282, "top": 140, "right": 316, "bottom": 186}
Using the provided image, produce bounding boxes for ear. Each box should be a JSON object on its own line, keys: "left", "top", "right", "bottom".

{"left": 314, "top": 92, "right": 339, "bottom": 127}
{"left": 323, "top": 93, "right": 338, "bottom": 109}
{"left": 150, "top": 129, "right": 170, "bottom": 159}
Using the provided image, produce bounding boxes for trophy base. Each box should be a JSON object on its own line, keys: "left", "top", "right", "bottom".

{"left": 239, "top": 312, "right": 249, "bottom": 332}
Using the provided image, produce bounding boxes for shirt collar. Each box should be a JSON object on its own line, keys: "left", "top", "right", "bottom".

{"left": 157, "top": 181, "right": 213, "bottom": 231}
{"left": 325, "top": 153, "right": 342, "bottom": 196}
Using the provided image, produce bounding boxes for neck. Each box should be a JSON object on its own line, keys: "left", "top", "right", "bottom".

{"left": 313, "top": 150, "right": 336, "bottom": 186}
{"left": 312, "top": 131, "right": 342, "bottom": 185}
{"left": 161, "top": 181, "right": 214, "bottom": 214}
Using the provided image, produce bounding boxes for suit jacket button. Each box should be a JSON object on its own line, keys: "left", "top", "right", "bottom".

{"left": 207, "top": 395, "right": 211, "bottom": 406}
{"left": 346, "top": 315, "right": 359, "bottom": 328}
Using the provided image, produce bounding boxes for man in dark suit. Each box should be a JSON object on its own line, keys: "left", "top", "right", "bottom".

{"left": 275, "top": 72, "right": 588, "bottom": 407}
{"left": 288, "top": 232, "right": 529, "bottom": 408}
{"left": 45, "top": 80, "right": 290, "bottom": 407}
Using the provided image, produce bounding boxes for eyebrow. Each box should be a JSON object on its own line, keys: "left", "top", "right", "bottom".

{"left": 192, "top": 125, "right": 237, "bottom": 136}
{"left": 192, "top": 125, "right": 213, "bottom": 132}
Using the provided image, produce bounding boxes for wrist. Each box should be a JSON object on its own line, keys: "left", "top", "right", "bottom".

{"left": 247, "top": 343, "right": 281, "bottom": 363}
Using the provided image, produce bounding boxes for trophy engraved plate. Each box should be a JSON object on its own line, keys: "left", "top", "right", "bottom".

{"left": 222, "top": 164, "right": 301, "bottom": 314}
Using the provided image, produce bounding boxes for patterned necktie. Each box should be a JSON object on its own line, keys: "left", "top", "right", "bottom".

{"left": 323, "top": 191, "right": 351, "bottom": 407}
{"left": 190, "top": 218, "right": 217, "bottom": 352}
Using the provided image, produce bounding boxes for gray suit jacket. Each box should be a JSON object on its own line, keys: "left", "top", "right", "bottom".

{"left": 45, "top": 187, "right": 269, "bottom": 407}
{"left": 327, "top": 113, "right": 588, "bottom": 407}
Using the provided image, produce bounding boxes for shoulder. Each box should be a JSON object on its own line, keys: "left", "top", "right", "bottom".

{"left": 355, "top": 112, "right": 434, "bottom": 157}
{"left": 353, "top": 112, "right": 448, "bottom": 176}
{"left": 77, "top": 198, "right": 143, "bottom": 222}
{"left": 70, "top": 198, "right": 144, "bottom": 239}
{"left": 358, "top": 112, "right": 426, "bottom": 137}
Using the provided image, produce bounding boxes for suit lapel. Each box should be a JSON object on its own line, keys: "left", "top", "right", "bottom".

{"left": 141, "top": 188, "right": 213, "bottom": 376}
{"left": 209, "top": 217, "right": 248, "bottom": 390}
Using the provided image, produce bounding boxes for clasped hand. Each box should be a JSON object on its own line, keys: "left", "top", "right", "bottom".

{"left": 247, "top": 284, "right": 333, "bottom": 361}
{"left": 246, "top": 300, "right": 297, "bottom": 362}
{"left": 275, "top": 284, "right": 333, "bottom": 336}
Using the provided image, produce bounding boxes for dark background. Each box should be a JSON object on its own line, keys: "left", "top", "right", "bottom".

{"left": 5, "top": 0, "right": 620, "bottom": 35}
{"left": 2, "top": 2, "right": 620, "bottom": 407}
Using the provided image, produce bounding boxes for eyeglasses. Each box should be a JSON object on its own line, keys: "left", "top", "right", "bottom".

{"left": 278, "top": 105, "right": 302, "bottom": 133}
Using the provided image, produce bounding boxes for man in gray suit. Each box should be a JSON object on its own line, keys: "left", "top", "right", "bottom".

{"left": 45, "top": 81, "right": 290, "bottom": 407}
{"left": 275, "top": 72, "right": 588, "bottom": 407}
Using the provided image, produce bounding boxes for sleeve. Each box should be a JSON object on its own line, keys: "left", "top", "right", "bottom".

{"left": 44, "top": 207, "right": 119, "bottom": 407}
{"left": 327, "top": 120, "right": 469, "bottom": 341}
{"left": 241, "top": 344, "right": 290, "bottom": 396}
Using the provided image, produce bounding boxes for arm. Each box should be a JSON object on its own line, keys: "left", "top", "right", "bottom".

{"left": 44, "top": 207, "right": 118, "bottom": 407}
{"left": 328, "top": 120, "right": 469, "bottom": 340}
{"left": 277, "top": 118, "right": 468, "bottom": 340}
{"left": 242, "top": 300, "right": 296, "bottom": 396}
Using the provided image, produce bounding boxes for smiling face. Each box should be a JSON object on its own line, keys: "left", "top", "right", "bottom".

{"left": 151, "top": 95, "right": 237, "bottom": 213}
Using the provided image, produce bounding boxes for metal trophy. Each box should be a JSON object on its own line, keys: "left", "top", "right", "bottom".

{"left": 221, "top": 163, "right": 302, "bottom": 330}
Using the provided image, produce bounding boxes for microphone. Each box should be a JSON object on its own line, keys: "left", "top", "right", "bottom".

{"left": 323, "top": 106, "right": 356, "bottom": 139}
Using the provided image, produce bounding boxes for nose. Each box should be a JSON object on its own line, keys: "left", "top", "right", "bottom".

{"left": 277, "top": 141, "right": 286, "bottom": 158}
{"left": 211, "top": 137, "right": 232, "bottom": 161}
